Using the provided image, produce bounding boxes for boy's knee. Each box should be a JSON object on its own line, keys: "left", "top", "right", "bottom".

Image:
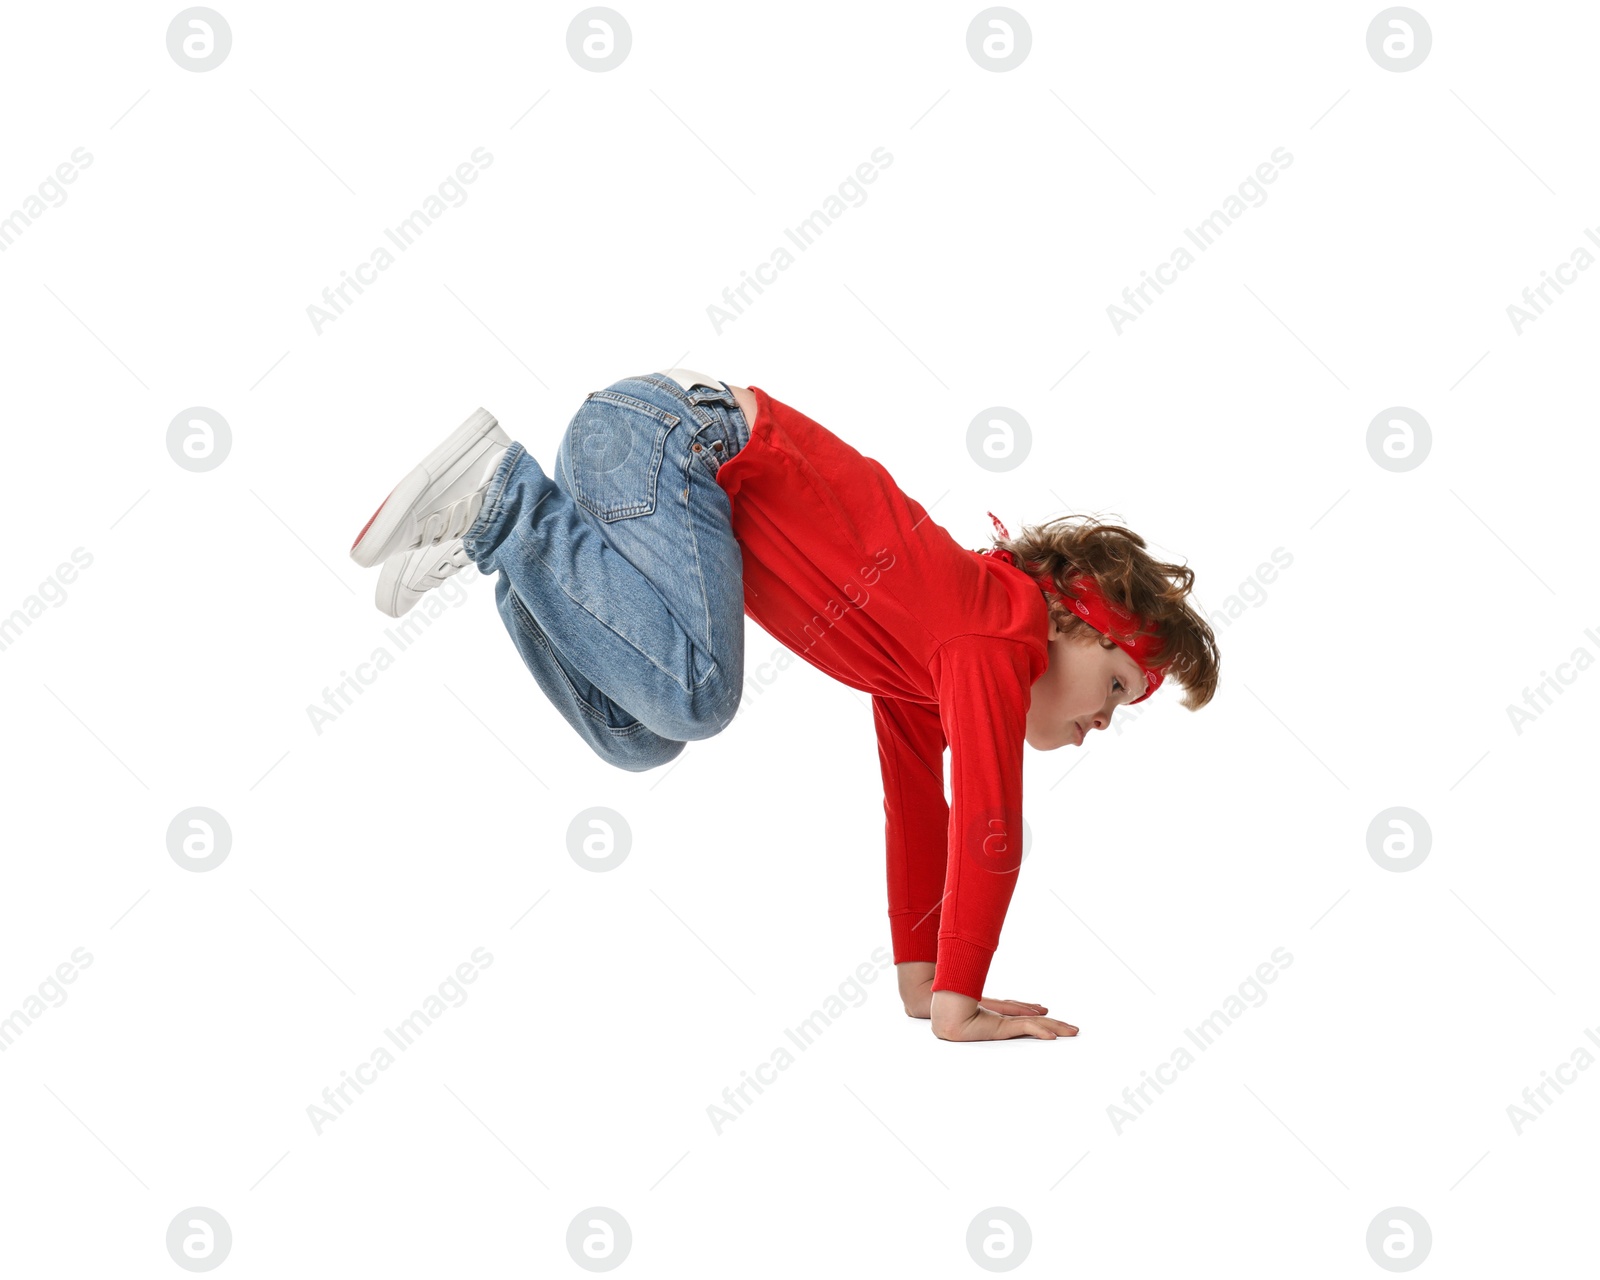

{"left": 606, "top": 734, "right": 687, "bottom": 772}
{"left": 645, "top": 662, "right": 741, "bottom": 743}
{"left": 690, "top": 668, "right": 742, "bottom": 738}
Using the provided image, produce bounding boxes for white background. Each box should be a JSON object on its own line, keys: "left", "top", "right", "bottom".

{"left": 2, "top": 1, "right": 1595, "bottom": 1274}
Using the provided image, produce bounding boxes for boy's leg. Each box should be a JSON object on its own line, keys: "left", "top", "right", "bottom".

{"left": 485, "top": 564, "right": 686, "bottom": 773}
{"left": 462, "top": 374, "right": 751, "bottom": 749}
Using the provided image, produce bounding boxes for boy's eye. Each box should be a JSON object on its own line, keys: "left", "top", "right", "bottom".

{"left": 1113, "top": 678, "right": 1125, "bottom": 694}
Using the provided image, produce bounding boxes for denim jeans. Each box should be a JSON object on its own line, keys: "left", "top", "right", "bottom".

{"left": 461, "top": 373, "right": 753, "bottom": 772}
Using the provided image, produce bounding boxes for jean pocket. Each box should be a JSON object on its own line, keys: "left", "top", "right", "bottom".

{"left": 568, "top": 390, "right": 680, "bottom": 522}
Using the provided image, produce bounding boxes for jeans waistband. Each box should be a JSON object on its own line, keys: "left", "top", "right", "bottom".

{"left": 631, "top": 372, "right": 752, "bottom": 459}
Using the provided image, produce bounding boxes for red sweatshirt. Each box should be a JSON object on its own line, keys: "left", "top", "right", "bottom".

{"left": 714, "top": 385, "right": 1050, "bottom": 999}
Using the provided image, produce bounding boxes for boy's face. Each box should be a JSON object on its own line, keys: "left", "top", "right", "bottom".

{"left": 1026, "top": 616, "right": 1150, "bottom": 750}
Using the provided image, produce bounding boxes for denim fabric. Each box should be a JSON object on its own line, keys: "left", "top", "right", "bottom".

{"left": 461, "top": 373, "right": 752, "bottom": 772}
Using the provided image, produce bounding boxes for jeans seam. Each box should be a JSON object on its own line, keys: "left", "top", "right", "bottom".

{"left": 694, "top": 404, "right": 746, "bottom": 697}
{"left": 678, "top": 447, "right": 714, "bottom": 668}
{"left": 586, "top": 388, "right": 682, "bottom": 427}
{"left": 691, "top": 395, "right": 747, "bottom": 476}
{"left": 508, "top": 588, "right": 650, "bottom": 736}
{"left": 509, "top": 519, "right": 698, "bottom": 698}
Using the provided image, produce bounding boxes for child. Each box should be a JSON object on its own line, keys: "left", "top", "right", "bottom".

{"left": 350, "top": 369, "right": 1220, "bottom": 1042}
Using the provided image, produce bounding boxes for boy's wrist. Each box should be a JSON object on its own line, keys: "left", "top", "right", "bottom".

{"left": 930, "top": 990, "right": 981, "bottom": 1037}
{"left": 896, "top": 961, "right": 937, "bottom": 1017}
{"left": 928, "top": 938, "right": 995, "bottom": 1005}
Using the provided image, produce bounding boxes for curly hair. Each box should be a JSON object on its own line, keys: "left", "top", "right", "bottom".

{"left": 991, "top": 514, "right": 1219, "bottom": 711}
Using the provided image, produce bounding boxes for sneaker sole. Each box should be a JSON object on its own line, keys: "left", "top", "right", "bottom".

{"left": 375, "top": 542, "right": 470, "bottom": 618}
{"left": 373, "top": 553, "right": 413, "bottom": 618}
{"left": 350, "top": 408, "right": 500, "bottom": 568}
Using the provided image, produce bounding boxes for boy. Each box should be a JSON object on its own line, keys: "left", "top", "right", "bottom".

{"left": 350, "top": 370, "right": 1219, "bottom": 1042}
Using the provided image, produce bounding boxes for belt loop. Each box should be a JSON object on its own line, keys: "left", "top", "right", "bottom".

{"left": 686, "top": 381, "right": 735, "bottom": 408}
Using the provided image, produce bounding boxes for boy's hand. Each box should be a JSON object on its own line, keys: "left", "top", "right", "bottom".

{"left": 929, "top": 990, "right": 1079, "bottom": 1041}
{"left": 896, "top": 962, "right": 1059, "bottom": 1026}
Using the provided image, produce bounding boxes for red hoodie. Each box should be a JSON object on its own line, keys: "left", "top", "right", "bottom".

{"left": 714, "top": 385, "right": 1050, "bottom": 999}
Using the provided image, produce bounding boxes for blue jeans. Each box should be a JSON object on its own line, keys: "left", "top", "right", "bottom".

{"left": 461, "top": 373, "right": 753, "bottom": 772}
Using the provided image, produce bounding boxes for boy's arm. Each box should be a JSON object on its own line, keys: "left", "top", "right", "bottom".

{"left": 873, "top": 676, "right": 1072, "bottom": 1038}
{"left": 871, "top": 693, "right": 949, "bottom": 972}
{"left": 927, "top": 633, "right": 1032, "bottom": 1001}
{"left": 926, "top": 635, "right": 1077, "bottom": 1041}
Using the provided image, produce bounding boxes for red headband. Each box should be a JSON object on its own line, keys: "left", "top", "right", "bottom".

{"left": 980, "top": 512, "right": 1167, "bottom": 704}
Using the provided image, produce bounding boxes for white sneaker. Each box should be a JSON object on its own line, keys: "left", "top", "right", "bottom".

{"left": 349, "top": 408, "right": 510, "bottom": 568}
{"left": 375, "top": 539, "right": 471, "bottom": 618}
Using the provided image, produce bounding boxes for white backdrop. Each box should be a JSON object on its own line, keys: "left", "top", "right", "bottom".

{"left": 2, "top": 1, "right": 1595, "bottom": 1274}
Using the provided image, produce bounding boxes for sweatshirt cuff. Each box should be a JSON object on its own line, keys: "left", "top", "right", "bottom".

{"left": 889, "top": 910, "right": 942, "bottom": 964}
{"left": 931, "top": 937, "right": 995, "bottom": 1001}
